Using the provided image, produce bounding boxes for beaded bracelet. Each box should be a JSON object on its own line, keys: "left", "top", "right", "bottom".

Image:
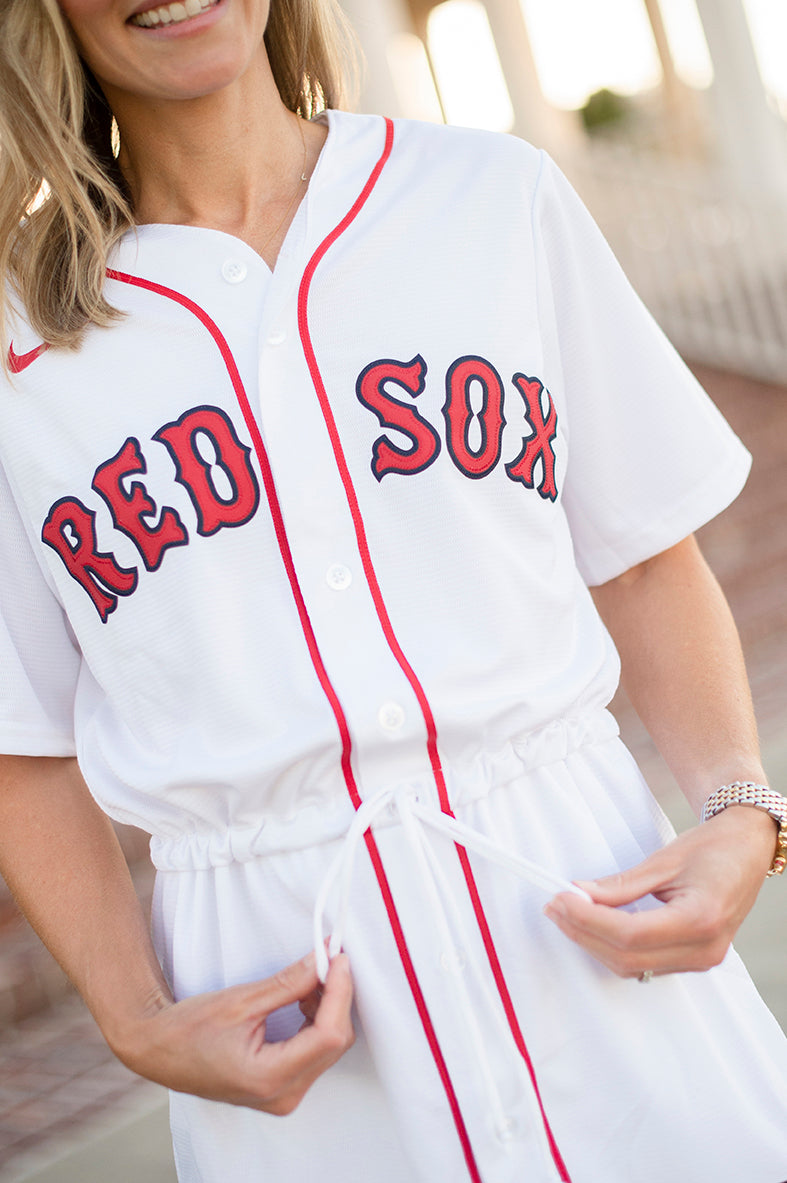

{"left": 701, "top": 781, "right": 787, "bottom": 877}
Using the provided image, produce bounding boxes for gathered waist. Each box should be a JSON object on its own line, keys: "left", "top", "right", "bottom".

{"left": 149, "top": 708, "right": 620, "bottom": 872}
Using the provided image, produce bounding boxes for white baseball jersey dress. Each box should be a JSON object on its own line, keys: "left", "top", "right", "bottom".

{"left": 1, "top": 112, "right": 786, "bottom": 1183}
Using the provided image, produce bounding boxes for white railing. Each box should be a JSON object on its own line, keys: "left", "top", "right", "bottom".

{"left": 562, "top": 142, "right": 787, "bottom": 386}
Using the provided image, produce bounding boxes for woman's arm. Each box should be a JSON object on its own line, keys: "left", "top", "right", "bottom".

{"left": 544, "top": 534, "right": 779, "bottom": 977}
{"left": 0, "top": 754, "right": 353, "bottom": 1113}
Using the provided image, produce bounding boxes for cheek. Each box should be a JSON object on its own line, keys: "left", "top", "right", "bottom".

{"left": 56, "top": 1, "right": 117, "bottom": 61}
{"left": 57, "top": 0, "right": 113, "bottom": 23}
{"left": 56, "top": 1, "right": 133, "bottom": 91}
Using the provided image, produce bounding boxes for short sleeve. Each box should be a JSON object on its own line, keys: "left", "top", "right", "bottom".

{"left": 0, "top": 460, "right": 80, "bottom": 756}
{"left": 532, "top": 152, "right": 751, "bottom": 586}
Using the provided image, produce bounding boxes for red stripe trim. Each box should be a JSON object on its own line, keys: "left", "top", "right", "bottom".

{"left": 457, "top": 849, "right": 571, "bottom": 1180}
{"left": 108, "top": 243, "right": 482, "bottom": 1182}
{"left": 297, "top": 117, "right": 571, "bottom": 1181}
{"left": 107, "top": 267, "right": 360, "bottom": 803}
{"left": 363, "top": 832, "right": 482, "bottom": 1183}
{"left": 297, "top": 118, "right": 451, "bottom": 814}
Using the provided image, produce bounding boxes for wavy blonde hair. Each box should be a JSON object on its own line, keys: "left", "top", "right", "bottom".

{"left": 0, "top": 0, "right": 356, "bottom": 363}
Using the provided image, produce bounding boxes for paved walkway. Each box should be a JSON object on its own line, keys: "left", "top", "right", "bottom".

{"left": 3, "top": 1100, "right": 174, "bottom": 1183}
{"left": 0, "top": 362, "right": 785, "bottom": 1181}
{"left": 0, "top": 998, "right": 174, "bottom": 1183}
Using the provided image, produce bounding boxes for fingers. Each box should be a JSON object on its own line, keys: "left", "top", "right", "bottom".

{"left": 545, "top": 817, "right": 778, "bottom": 979}
{"left": 244, "top": 950, "right": 353, "bottom": 1054}
{"left": 118, "top": 951, "right": 355, "bottom": 1115}
{"left": 544, "top": 890, "right": 729, "bottom": 978}
{"left": 279, "top": 954, "right": 354, "bottom": 1069}
{"left": 573, "top": 845, "right": 682, "bottom": 908}
{"left": 544, "top": 841, "right": 737, "bottom": 978}
{"left": 298, "top": 985, "right": 322, "bottom": 1025}
{"left": 242, "top": 951, "right": 322, "bottom": 1018}
{"left": 312, "top": 952, "right": 354, "bottom": 1035}
{"left": 251, "top": 955, "right": 355, "bottom": 1114}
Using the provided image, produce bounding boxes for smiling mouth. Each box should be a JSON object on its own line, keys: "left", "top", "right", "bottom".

{"left": 129, "top": 0, "right": 220, "bottom": 27}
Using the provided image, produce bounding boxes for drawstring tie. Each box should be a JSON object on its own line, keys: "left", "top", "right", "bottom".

{"left": 313, "top": 782, "right": 590, "bottom": 1163}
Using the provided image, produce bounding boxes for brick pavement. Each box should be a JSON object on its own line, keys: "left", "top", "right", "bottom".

{"left": 0, "top": 362, "right": 785, "bottom": 1178}
{"left": 0, "top": 997, "right": 153, "bottom": 1178}
{"left": 0, "top": 842, "right": 157, "bottom": 1179}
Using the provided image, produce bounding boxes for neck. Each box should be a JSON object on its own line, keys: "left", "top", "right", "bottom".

{"left": 107, "top": 48, "right": 325, "bottom": 259}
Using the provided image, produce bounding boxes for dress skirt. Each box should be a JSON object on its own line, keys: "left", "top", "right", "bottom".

{"left": 150, "top": 711, "right": 787, "bottom": 1183}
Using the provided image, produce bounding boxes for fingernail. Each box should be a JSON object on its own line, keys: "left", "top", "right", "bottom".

{"left": 544, "top": 903, "right": 564, "bottom": 921}
{"left": 302, "top": 951, "right": 316, "bottom": 970}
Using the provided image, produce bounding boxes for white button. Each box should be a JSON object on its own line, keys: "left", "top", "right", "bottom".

{"left": 326, "top": 564, "right": 352, "bottom": 591}
{"left": 221, "top": 259, "right": 247, "bottom": 284}
{"left": 494, "top": 1117, "right": 518, "bottom": 1144}
{"left": 378, "top": 702, "right": 405, "bottom": 732}
{"left": 439, "top": 948, "right": 466, "bottom": 974}
{"left": 267, "top": 328, "right": 287, "bottom": 346}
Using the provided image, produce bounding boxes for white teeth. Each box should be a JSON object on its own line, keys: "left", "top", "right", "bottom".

{"left": 130, "top": 0, "right": 216, "bottom": 28}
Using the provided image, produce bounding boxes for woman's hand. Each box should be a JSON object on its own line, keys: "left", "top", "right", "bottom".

{"left": 544, "top": 805, "right": 777, "bottom": 978}
{"left": 0, "top": 757, "right": 354, "bottom": 1115}
{"left": 117, "top": 952, "right": 355, "bottom": 1115}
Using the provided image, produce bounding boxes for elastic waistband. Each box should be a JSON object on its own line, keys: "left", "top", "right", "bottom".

{"left": 149, "top": 708, "right": 620, "bottom": 872}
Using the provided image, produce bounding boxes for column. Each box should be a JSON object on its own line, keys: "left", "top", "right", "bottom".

{"left": 481, "top": 0, "right": 562, "bottom": 148}
{"left": 641, "top": 0, "right": 702, "bottom": 154}
{"left": 406, "top": 0, "right": 449, "bottom": 123}
{"left": 339, "top": 0, "right": 418, "bottom": 118}
{"left": 693, "top": 0, "right": 787, "bottom": 194}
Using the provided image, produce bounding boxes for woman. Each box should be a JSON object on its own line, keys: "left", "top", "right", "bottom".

{"left": 0, "top": 1, "right": 785, "bottom": 1180}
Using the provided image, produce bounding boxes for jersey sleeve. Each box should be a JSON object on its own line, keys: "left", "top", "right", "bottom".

{"left": 532, "top": 151, "right": 751, "bottom": 586}
{"left": 0, "top": 459, "right": 80, "bottom": 756}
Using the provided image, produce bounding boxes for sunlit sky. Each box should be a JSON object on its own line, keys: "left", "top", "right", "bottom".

{"left": 397, "top": 0, "right": 787, "bottom": 131}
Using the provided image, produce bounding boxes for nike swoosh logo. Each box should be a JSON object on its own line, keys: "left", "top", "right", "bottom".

{"left": 8, "top": 341, "right": 49, "bottom": 374}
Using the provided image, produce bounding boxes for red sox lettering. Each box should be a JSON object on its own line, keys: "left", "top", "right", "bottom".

{"left": 357, "top": 355, "right": 559, "bottom": 498}
{"left": 505, "top": 374, "right": 559, "bottom": 500}
{"left": 443, "top": 356, "right": 506, "bottom": 480}
{"left": 42, "top": 405, "right": 260, "bottom": 622}
{"left": 355, "top": 355, "right": 441, "bottom": 480}
{"left": 40, "top": 357, "right": 558, "bottom": 621}
{"left": 92, "top": 437, "right": 189, "bottom": 572}
{"left": 153, "top": 406, "right": 260, "bottom": 536}
{"left": 41, "top": 496, "right": 140, "bottom": 621}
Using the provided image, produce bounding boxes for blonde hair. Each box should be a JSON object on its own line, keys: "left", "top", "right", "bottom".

{"left": 0, "top": 0, "right": 356, "bottom": 362}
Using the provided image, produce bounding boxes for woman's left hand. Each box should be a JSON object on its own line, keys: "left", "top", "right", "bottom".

{"left": 543, "top": 804, "right": 778, "bottom": 978}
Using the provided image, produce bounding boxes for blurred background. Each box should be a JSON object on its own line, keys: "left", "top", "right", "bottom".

{"left": 345, "top": 0, "right": 787, "bottom": 383}
{"left": 1, "top": 3, "right": 785, "bottom": 1180}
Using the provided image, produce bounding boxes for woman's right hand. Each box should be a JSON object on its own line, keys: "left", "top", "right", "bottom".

{"left": 0, "top": 757, "right": 353, "bottom": 1116}
{"left": 116, "top": 952, "right": 355, "bottom": 1115}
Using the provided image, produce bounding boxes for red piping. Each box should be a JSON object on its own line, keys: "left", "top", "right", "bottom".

{"left": 107, "top": 250, "right": 482, "bottom": 1183}
{"left": 107, "top": 267, "right": 359, "bottom": 806}
{"left": 297, "top": 116, "right": 571, "bottom": 1182}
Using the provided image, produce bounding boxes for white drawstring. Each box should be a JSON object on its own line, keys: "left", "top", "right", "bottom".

{"left": 312, "top": 782, "right": 590, "bottom": 1166}
{"left": 313, "top": 782, "right": 590, "bottom": 983}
